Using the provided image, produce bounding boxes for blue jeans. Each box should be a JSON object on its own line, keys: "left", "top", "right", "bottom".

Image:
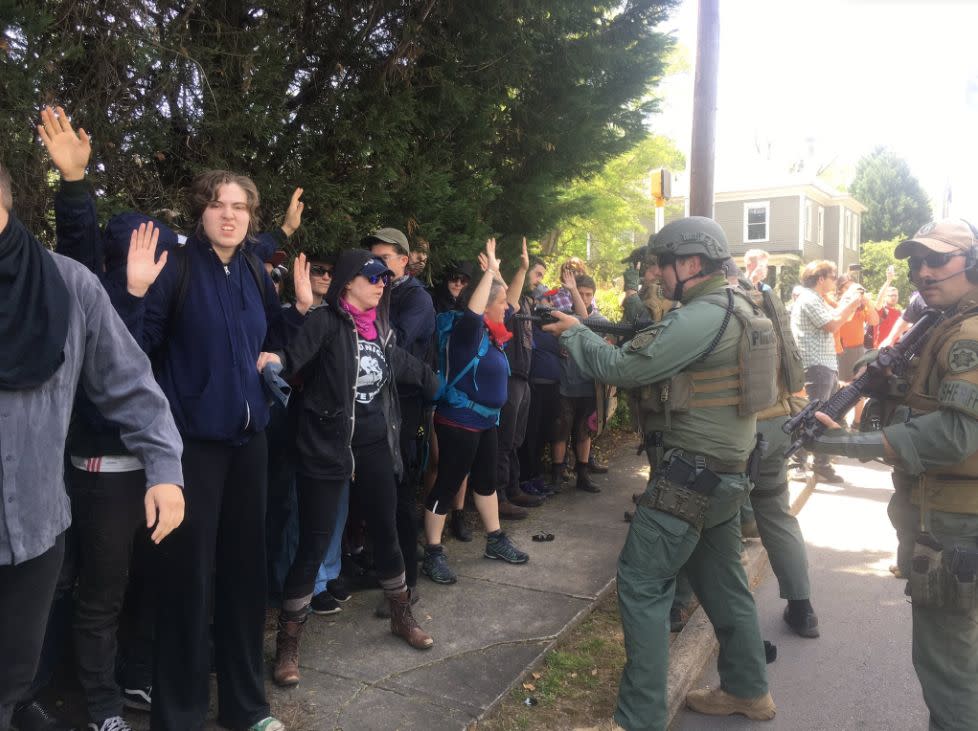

{"left": 313, "top": 480, "right": 350, "bottom": 596}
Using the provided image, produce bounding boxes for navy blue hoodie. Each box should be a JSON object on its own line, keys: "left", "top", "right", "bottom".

{"left": 135, "top": 236, "right": 302, "bottom": 444}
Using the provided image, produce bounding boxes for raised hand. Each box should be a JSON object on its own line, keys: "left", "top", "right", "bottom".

{"left": 485, "top": 237, "right": 502, "bottom": 274}
{"left": 37, "top": 105, "right": 91, "bottom": 182}
{"left": 127, "top": 222, "right": 168, "bottom": 297}
{"left": 519, "top": 236, "right": 529, "bottom": 271}
{"left": 293, "top": 252, "right": 314, "bottom": 314}
{"left": 562, "top": 267, "right": 578, "bottom": 291}
{"left": 282, "top": 187, "right": 304, "bottom": 237}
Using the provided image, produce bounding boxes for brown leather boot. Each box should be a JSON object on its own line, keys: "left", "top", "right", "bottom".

{"left": 273, "top": 613, "right": 306, "bottom": 686}
{"left": 389, "top": 590, "right": 434, "bottom": 650}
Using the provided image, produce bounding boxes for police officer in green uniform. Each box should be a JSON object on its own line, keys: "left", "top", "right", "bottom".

{"left": 809, "top": 219, "right": 978, "bottom": 731}
{"left": 551, "top": 217, "right": 776, "bottom": 730}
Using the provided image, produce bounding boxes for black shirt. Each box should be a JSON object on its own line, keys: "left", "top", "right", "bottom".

{"left": 352, "top": 337, "right": 390, "bottom": 447}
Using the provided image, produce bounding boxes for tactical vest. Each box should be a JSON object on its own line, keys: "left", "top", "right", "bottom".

{"left": 746, "top": 284, "right": 806, "bottom": 421}
{"left": 639, "top": 287, "right": 778, "bottom": 423}
{"left": 902, "top": 298, "right": 978, "bottom": 514}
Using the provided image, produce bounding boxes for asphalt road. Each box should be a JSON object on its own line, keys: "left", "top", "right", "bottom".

{"left": 674, "top": 458, "right": 930, "bottom": 731}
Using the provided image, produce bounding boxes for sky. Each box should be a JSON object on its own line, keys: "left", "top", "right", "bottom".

{"left": 652, "top": 0, "right": 978, "bottom": 221}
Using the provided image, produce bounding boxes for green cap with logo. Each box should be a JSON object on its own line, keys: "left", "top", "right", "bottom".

{"left": 648, "top": 216, "right": 730, "bottom": 262}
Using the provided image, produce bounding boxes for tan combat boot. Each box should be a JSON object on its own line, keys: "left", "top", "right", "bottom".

{"left": 272, "top": 614, "right": 306, "bottom": 686}
{"left": 686, "top": 687, "right": 776, "bottom": 720}
{"left": 389, "top": 590, "right": 434, "bottom": 650}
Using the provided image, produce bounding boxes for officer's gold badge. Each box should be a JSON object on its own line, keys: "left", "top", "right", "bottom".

{"left": 948, "top": 339, "right": 978, "bottom": 373}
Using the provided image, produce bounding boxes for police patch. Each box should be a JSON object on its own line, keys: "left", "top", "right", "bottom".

{"left": 948, "top": 339, "right": 978, "bottom": 373}
{"left": 628, "top": 322, "right": 669, "bottom": 351}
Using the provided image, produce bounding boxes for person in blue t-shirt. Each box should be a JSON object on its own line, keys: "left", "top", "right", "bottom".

{"left": 421, "top": 239, "right": 530, "bottom": 585}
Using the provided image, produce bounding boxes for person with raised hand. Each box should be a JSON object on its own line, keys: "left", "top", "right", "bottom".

{"left": 421, "top": 238, "right": 530, "bottom": 586}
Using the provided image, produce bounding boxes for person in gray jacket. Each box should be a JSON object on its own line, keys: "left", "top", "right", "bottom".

{"left": 0, "top": 162, "right": 185, "bottom": 731}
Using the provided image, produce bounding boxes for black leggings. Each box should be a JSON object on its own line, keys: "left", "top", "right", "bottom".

{"left": 519, "top": 381, "right": 560, "bottom": 481}
{"left": 425, "top": 422, "right": 497, "bottom": 515}
{"left": 285, "top": 439, "right": 404, "bottom": 605}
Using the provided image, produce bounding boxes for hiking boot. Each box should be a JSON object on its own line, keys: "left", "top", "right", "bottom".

{"left": 88, "top": 717, "right": 132, "bottom": 731}
{"left": 249, "top": 718, "right": 285, "bottom": 731}
{"left": 670, "top": 604, "right": 692, "bottom": 632}
{"left": 741, "top": 520, "right": 760, "bottom": 539}
{"left": 375, "top": 585, "right": 419, "bottom": 618}
{"left": 121, "top": 684, "right": 152, "bottom": 712}
{"left": 485, "top": 531, "right": 529, "bottom": 564}
{"left": 449, "top": 509, "right": 472, "bottom": 542}
{"left": 272, "top": 613, "right": 306, "bottom": 686}
{"left": 812, "top": 464, "right": 844, "bottom": 484}
{"left": 310, "top": 592, "right": 341, "bottom": 615}
{"left": 588, "top": 455, "right": 609, "bottom": 474}
{"left": 783, "top": 602, "right": 820, "bottom": 638}
{"left": 326, "top": 577, "right": 351, "bottom": 602}
{"left": 507, "top": 488, "right": 544, "bottom": 508}
{"left": 575, "top": 463, "right": 601, "bottom": 493}
{"left": 498, "top": 500, "right": 529, "bottom": 520}
{"left": 631, "top": 492, "right": 643, "bottom": 505}
{"left": 686, "top": 687, "right": 776, "bottom": 720}
{"left": 389, "top": 590, "right": 434, "bottom": 650}
{"left": 547, "top": 464, "right": 564, "bottom": 491}
{"left": 422, "top": 545, "right": 458, "bottom": 584}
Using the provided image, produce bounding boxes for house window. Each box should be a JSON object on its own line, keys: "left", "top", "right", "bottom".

{"left": 805, "top": 200, "right": 817, "bottom": 242}
{"left": 743, "top": 201, "right": 769, "bottom": 242}
{"left": 817, "top": 207, "right": 825, "bottom": 246}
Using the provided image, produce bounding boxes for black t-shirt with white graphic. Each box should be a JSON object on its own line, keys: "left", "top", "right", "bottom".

{"left": 352, "top": 337, "right": 390, "bottom": 447}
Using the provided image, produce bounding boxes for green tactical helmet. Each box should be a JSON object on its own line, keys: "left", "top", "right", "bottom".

{"left": 648, "top": 216, "right": 730, "bottom": 262}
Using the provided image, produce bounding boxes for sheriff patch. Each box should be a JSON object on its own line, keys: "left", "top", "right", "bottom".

{"left": 948, "top": 340, "right": 978, "bottom": 374}
{"left": 628, "top": 321, "right": 670, "bottom": 351}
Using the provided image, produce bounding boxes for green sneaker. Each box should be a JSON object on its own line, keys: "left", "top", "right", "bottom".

{"left": 249, "top": 717, "right": 285, "bottom": 731}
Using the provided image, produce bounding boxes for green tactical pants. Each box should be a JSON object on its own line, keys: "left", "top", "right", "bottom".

{"left": 911, "top": 509, "right": 978, "bottom": 731}
{"left": 672, "top": 418, "right": 811, "bottom": 609}
{"left": 749, "top": 417, "right": 811, "bottom": 600}
{"left": 615, "top": 472, "right": 768, "bottom": 731}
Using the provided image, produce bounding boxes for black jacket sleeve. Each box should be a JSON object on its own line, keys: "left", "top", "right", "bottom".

{"left": 54, "top": 178, "right": 102, "bottom": 274}
{"left": 279, "top": 307, "right": 334, "bottom": 378}
{"left": 390, "top": 344, "right": 439, "bottom": 402}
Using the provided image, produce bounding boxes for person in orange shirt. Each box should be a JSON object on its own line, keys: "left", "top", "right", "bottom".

{"left": 835, "top": 276, "right": 879, "bottom": 383}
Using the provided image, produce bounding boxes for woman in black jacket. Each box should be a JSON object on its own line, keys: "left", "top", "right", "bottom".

{"left": 267, "top": 248, "right": 438, "bottom": 687}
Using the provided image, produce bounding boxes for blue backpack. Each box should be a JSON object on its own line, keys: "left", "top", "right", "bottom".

{"left": 434, "top": 310, "right": 509, "bottom": 423}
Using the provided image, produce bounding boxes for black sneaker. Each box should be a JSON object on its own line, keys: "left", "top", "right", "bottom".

{"left": 122, "top": 684, "right": 152, "bottom": 712}
{"left": 310, "top": 592, "right": 342, "bottom": 615}
{"left": 812, "top": 465, "right": 844, "bottom": 484}
{"left": 88, "top": 717, "right": 133, "bottom": 731}
{"left": 422, "top": 545, "right": 458, "bottom": 584}
{"left": 783, "top": 603, "right": 820, "bottom": 638}
{"left": 327, "top": 577, "right": 351, "bottom": 602}
{"left": 484, "top": 532, "right": 529, "bottom": 564}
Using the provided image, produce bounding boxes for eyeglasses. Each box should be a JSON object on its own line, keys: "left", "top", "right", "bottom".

{"left": 363, "top": 273, "right": 391, "bottom": 286}
{"left": 448, "top": 275, "right": 470, "bottom": 285}
{"left": 310, "top": 265, "right": 332, "bottom": 277}
{"left": 907, "top": 251, "right": 964, "bottom": 271}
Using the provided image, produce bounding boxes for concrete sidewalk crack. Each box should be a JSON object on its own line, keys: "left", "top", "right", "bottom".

{"left": 450, "top": 571, "right": 599, "bottom": 601}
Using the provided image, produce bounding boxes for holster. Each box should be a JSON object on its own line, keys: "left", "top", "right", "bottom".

{"left": 639, "top": 453, "right": 720, "bottom": 530}
{"left": 908, "top": 535, "right": 978, "bottom": 610}
{"left": 746, "top": 432, "right": 767, "bottom": 483}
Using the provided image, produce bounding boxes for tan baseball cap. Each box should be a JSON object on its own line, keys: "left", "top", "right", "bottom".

{"left": 895, "top": 219, "right": 977, "bottom": 258}
{"left": 367, "top": 227, "right": 410, "bottom": 255}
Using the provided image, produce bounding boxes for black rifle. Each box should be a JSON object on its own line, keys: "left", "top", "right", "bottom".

{"left": 515, "top": 304, "right": 640, "bottom": 340}
{"left": 782, "top": 308, "right": 943, "bottom": 457}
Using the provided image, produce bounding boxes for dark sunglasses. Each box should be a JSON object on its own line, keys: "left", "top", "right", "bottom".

{"left": 448, "top": 274, "right": 470, "bottom": 285}
{"left": 310, "top": 265, "right": 332, "bottom": 276}
{"left": 363, "top": 272, "right": 391, "bottom": 286}
{"left": 908, "top": 251, "right": 964, "bottom": 271}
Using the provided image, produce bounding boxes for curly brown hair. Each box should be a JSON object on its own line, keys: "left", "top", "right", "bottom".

{"left": 188, "top": 170, "right": 260, "bottom": 239}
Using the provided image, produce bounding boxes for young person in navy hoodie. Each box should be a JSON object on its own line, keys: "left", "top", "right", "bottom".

{"left": 131, "top": 171, "right": 311, "bottom": 731}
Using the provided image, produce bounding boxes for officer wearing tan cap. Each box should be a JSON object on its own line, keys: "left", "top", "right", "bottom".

{"left": 810, "top": 218, "right": 978, "bottom": 730}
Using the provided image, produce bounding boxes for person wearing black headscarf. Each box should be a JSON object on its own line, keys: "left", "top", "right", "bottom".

{"left": 0, "top": 163, "right": 185, "bottom": 731}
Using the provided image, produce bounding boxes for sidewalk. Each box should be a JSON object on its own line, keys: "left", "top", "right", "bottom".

{"left": 255, "top": 445, "right": 649, "bottom": 731}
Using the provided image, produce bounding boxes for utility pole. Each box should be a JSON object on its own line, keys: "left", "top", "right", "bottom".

{"left": 689, "top": 0, "right": 719, "bottom": 218}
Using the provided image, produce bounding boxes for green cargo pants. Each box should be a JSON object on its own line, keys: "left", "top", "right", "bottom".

{"left": 615, "top": 471, "right": 768, "bottom": 731}
{"left": 911, "top": 509, "right": 978, "bottom": 731}
{"left": 671, "top": 418, "right": 810, "bottom": 610}
{"left": 749, "top": 417, "right": 811, "bottom": 600}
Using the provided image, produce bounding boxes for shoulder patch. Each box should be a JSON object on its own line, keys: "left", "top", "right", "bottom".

{"left": 948, "top": 339, "right": 978, "bottom": 373}
{"left": 628, "top": 320, "right": 670, "bottom": 351}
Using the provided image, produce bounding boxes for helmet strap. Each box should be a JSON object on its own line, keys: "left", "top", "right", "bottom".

{"left": 670, "top": 261, "right": 701, "bottom": 301}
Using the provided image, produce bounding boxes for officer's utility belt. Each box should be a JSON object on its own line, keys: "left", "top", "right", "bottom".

{"left": 640, "top": 434, "right": 747, "bottom": 474}
{"left": 638, "top": 452, "right": 721, "bottom": 530}
{"left": 908, "top": 533, "right": 978, "bottom": 610}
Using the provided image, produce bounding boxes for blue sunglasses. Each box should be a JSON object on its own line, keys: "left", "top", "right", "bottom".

{"left": 364, "top": 272, "right": 391, "bottom": 286}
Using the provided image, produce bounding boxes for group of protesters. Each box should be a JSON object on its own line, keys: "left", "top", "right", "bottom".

{"left": 0, "top": 107, "right": 623, "bottom": 731}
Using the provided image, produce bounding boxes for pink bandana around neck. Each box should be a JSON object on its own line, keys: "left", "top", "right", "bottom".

{"left": 340, "top": 297, "right": 378, "bottom": 340}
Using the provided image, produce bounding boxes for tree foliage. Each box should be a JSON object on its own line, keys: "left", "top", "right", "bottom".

{"left": 849, "top": 147, "right": 932, "bottom": 242}
{"left": 1, "top": 0, "right": 677, "bottom": 266}
{"left": 859, "top": 237, "right": 913, "bottom": 305}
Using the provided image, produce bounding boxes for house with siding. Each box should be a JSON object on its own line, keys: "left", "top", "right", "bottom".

{"left": 665, "top": 180, "right": 867, "bottom": 288}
